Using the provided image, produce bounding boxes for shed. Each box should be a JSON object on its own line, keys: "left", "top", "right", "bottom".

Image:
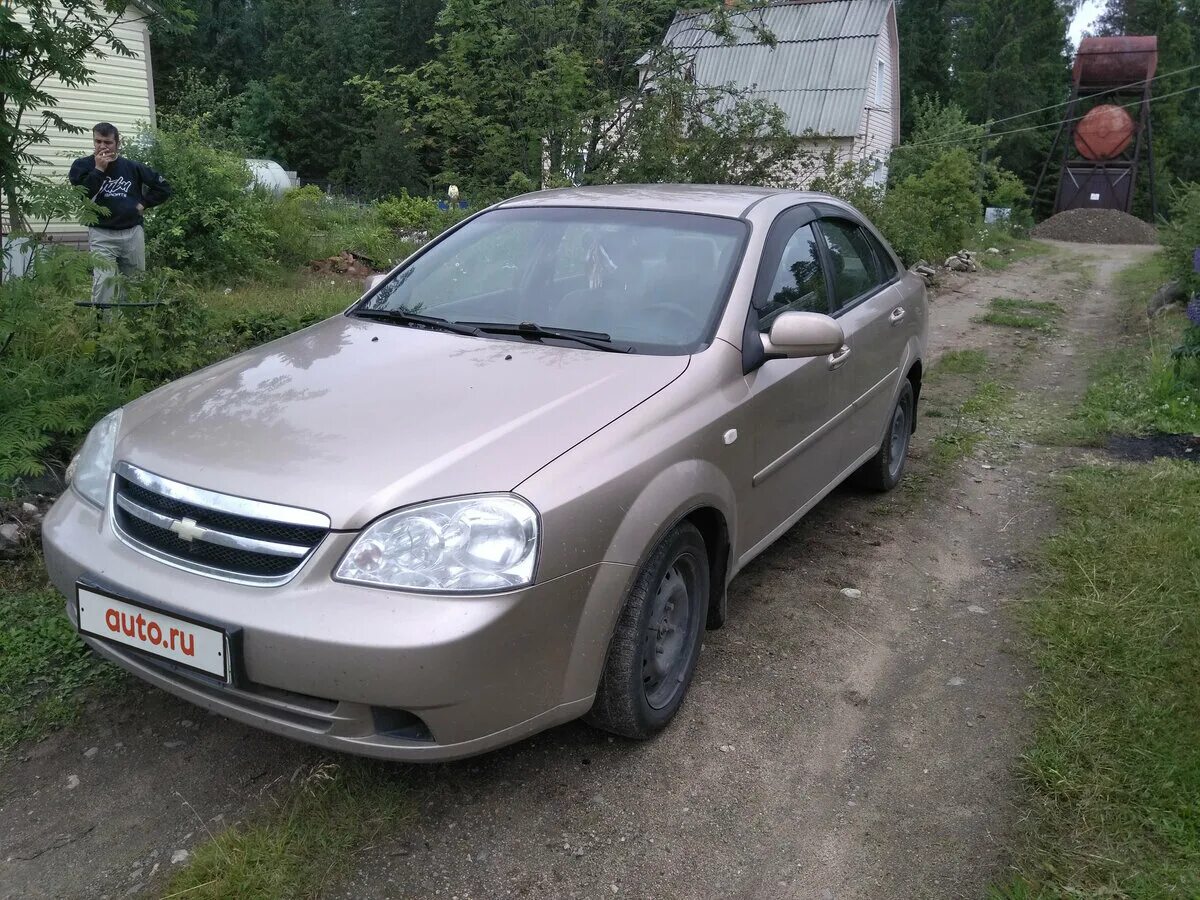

{"left": 6, "top": 0, "right": 157, "bottom": 248}
{"left": 656, "top": 0, "right": 900, "bottom": 186}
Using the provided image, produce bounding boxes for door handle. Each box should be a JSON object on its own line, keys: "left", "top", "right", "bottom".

{"left": 890, "top": 306, "right": 906, "bottom": 325}
{"left": 828, "top": 345, "right": 851, "bottom": 370}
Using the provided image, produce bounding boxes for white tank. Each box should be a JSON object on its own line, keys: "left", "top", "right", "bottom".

{"left": 245, "top": 159, "right": 294, "bottom": 196}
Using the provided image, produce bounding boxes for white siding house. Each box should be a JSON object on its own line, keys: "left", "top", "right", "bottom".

{"left": 6, "top": 1, "right": 156, "bottom": 246}
{"left": 656, "top": 0, "right": 901, "bottom": 187}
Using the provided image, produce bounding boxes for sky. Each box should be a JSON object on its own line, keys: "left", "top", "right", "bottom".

{"left": 1070, "top": 0, "right": 1107, "bottom": 47}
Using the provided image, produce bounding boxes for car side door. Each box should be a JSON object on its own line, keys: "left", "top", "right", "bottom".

{"left": 814, "top": 214, "right": 907, "bottom": 462}
{"left": 736, "top": 207, "right": 845, "bottom": 554}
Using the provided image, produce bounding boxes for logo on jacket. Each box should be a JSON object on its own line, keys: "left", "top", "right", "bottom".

{"left": 98, "top": 176, "right": 133, "bottom": 199}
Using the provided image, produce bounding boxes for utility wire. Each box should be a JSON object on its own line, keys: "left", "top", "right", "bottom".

{"left": 901, "top": 60, "right": 1200, "bottom": 144}
{"left": 899, "top": 84, "right": 1200, "bottom": 150}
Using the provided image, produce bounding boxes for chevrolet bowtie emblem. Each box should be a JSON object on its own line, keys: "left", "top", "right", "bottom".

{"left": 169, "top": 517, "right": 206, "bottom": 542}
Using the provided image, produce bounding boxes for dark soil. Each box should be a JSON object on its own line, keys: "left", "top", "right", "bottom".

{"left": 1107, "top": 432, "right": 1200, "bottom": 462}
{"left": 1031, "top": 208, "right": 1158, "bottom": 245}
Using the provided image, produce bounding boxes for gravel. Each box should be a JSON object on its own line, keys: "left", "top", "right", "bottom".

{"left": 1031, "top": 208, "right": 1158, "bottom": 245}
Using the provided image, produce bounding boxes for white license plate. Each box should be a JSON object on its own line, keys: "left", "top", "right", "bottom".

{"left": 77, "top": 586, "right": 229, "bottom": 681}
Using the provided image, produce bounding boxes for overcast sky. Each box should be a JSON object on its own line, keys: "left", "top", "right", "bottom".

{"left": 1070, "top": 0, "right": 1106, "bottom": 47}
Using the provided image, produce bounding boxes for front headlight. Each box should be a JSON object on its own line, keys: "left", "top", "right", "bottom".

{"left": 334, "top": 495, "right": 539, "bottom": 592}
{"left": 69, "top": 409, "right": 122, "bottom": 508}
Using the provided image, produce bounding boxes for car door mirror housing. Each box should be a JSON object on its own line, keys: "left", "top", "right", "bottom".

{"left": 761, "top": 311, "right": 845, "bottom": 359}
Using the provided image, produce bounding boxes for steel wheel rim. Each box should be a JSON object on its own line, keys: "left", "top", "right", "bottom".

{"left": 888, "top": 398, "right": 911, "bottom": 480}
{"left": 641, "top": 554, "right": 699, "bottom": 710}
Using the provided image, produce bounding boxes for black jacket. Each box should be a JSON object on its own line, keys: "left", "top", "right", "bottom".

{"left": 68, "top": 155, "right": 172, "bottom": 230}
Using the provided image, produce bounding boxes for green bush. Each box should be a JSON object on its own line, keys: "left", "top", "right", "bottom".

{"left": 876, "top": 148, "right": 982, "bottom": 265}
{"left": 375, "top": 191, "right": 441, "bottom": 233}
{"left": 1163, "top": 182, "right": 1200, "bottom": 294}
{"left": 128, "top": 127, "right": 277, "bottom": 281}
{"left": 0, "top": 246, "right": 310, "bottom": 487}
{"left": 0, "top": 250, "right": 219, "bottom": 485}
{"left": 889, "top": 98, "right": 988, "bottom": 185}
{"left": 985, "top": 168, "right": 1032, "bottom": 232}
{"left": 1162, "top": 183, "right": 1200, "bottom": 385}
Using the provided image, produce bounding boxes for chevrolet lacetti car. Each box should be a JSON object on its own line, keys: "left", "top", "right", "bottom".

{"left": 42, "top": 185, "right": 927, "bottom": 761}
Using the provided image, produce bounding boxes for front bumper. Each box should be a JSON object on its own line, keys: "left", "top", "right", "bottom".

{"left": 42, "top": 489, "right": 633, "bottom": 761}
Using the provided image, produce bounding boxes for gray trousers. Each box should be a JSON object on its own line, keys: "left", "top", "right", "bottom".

{"left": 88, "top": 225, "right": 145, "bottom": 305}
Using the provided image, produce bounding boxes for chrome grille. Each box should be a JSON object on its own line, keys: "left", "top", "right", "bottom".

{"left": 111, "top": 462, "right": 330, "bottom": 586}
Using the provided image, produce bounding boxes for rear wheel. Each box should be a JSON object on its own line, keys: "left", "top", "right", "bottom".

{"left": 586, "top": 522, "right": 709, "bottom": 739}
{"left": 854, "top": 380, "right": 914, "bottom": 492}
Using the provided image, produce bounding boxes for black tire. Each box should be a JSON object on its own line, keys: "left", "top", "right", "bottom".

{"left": 586, "top": 522, "right": 709, "bottom": 740}
{"left": 854, "top": 379, "right": 915, "bottom": 492}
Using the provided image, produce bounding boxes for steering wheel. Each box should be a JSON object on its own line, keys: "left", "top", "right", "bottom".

{"left": 641, "top": 301, "right": 703, "bottom": 338}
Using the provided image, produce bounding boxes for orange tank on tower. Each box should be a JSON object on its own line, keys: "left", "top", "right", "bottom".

{"left": 1074, "top": 105, "right": 1136, "bottom": 160}
{"left": 1037, "top": 35, "right": 1159, "bottom": 219}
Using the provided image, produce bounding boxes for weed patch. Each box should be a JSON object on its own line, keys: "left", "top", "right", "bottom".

{"left": 935, "top": 349, "right": 988, "bottom": 375}
{"left": 979, "top": 297, "right": 1064, "bottom": 332}
{"left": 165, "top": 761, "right": 414, "bottom": 899}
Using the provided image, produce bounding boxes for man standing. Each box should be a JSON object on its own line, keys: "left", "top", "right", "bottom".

{"left": 68, "top": 122, "right": 172, "bottom": 306}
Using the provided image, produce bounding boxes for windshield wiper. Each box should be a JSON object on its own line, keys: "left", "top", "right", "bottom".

{"left": 351, "top": 307, "right": 481, "bottom": 336}
{"left": 462, "top": 321, "right": 633, "bottom": 354}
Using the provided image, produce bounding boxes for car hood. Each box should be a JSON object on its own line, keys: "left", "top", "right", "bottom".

{"left": 117, "top": 316, "right": 688, "bottom": 528}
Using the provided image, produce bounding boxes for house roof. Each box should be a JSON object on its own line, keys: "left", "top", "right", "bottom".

{"left": 658, "top": 0, "right": 893, "bottom": 138}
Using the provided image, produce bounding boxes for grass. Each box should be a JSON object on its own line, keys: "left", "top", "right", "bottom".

{"left": 164, "top": 760, "right": 414, "bottom": 899}
{"left": 976, "top": 230, "right": 1052, "bottom": 271}
{"left": 979, "top": 297, "right": 1065, "bottom": 332}
{"left": 1060, "top": 253, "right": 1200, "bottom": 444}
{"left": 934, "top": 348, "right": 988, "bottom": 375}
{"left": 0, "top": 555, "right": 122, "bottom": 752}
{"left": 1001, "top": 459, "right": 1200, "bottom": 898}
{"left": 998, "top": 248, "right": 1200, "bottom": 897}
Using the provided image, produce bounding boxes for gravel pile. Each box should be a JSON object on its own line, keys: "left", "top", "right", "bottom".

{"left": 1031, "top": 208, "right": 1158, "bottom": 245}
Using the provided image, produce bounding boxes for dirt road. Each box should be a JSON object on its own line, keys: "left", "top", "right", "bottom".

{"left": 0, "top": 242, "right": 1154, "bottom": 900}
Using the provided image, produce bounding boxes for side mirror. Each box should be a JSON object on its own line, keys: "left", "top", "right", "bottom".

{"left": 364, "top": 273, "right": 388, "bottom": 294}
{"left": 760, "top": 311, "right": 844, "bottom": 359}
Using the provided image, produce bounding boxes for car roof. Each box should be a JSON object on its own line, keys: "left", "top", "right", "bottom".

{"left": 497, "top": 184, "right": 833, "bottom": 219}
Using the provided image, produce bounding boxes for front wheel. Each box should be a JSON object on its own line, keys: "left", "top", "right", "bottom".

{"left": 854, "top": 380, "right": 914, "bottom": 492}
{"left": 586, "top": 522, "right": 709, "bottom": 739}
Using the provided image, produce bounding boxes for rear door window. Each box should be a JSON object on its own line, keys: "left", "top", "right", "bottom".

{"left": 817, "top": 219, "right": 887, "bottom": 313}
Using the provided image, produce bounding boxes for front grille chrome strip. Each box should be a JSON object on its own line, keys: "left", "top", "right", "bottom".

{"left": 109, "top": 463, "right": 331, "bottom": 588}
{"left": 115, "top": 461, "right": 330, "bottom": 529}
{"left": 114, "top": 493, "right": 311, "bottom": 559}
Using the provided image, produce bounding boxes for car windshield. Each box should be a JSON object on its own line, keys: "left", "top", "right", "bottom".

{"left": 355, "top": 206, "right": 748, "bottom": 354}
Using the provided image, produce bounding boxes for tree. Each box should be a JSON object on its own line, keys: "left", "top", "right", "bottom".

{"left": 589, "top": 76, "right": 807, "bottom": 187}
{"left": 151, "top": 0, "right": 267, "bottom": 98}
{"left": 151, "top": 0, "right": 444, "bottom": 193}
{"left": 895, "top": 0, "right": 953, "bottom": 133}
{"left": 0, "top": 0, "right": 190, "bottom": 241}
{"left": 948, "top": 0, "right": 1071, "bottom": 187}
{"left": 357, "top": 0, "right": 801, "bottom": 195}
{"left": 1097, "top": 0, "right": 1200, "bottom": 194}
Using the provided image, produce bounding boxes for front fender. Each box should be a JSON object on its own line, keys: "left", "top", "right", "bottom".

{"left": 602, "top": 459, "right": 737, "bottom": 571}
{"left": 556, "top": 458, "right": 738, "bottom": 702}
